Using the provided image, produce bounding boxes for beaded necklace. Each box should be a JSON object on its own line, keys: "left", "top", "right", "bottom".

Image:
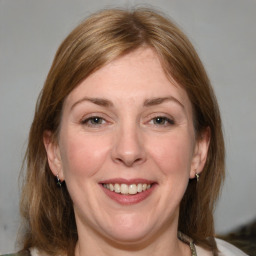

{"left": 178, "top": 231, "right": 197, "bottom": 256}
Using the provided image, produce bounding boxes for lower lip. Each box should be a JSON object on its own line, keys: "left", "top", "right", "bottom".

{"left": 101, "top": 184, "right": 156, "bottom": 205}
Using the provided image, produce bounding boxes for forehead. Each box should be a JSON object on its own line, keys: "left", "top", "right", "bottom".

{"left": 64, "top": 47, "right": 192, "bottom": 110}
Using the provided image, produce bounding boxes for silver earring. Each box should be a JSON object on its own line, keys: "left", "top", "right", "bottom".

{"left": 195, "top": 173, "right": 200, "bottom": 183}
{"left": 56, "top": 174, "right": 62, "bottom": 187}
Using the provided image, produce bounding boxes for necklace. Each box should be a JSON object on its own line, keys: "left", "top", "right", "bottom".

{"left": 178, "top": 231, "right": 197, "bottom": 256}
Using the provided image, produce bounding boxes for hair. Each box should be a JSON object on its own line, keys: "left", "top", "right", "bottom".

{"left": 19, "top": 7, "right": 225, "bottom": 256}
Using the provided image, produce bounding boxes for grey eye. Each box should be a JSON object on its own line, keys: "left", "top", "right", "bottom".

{"left": 152, "top": 117, "right": 174, "bottom": 125}
{"left": 81, "top": 116, "right": 105, "bottom": 126}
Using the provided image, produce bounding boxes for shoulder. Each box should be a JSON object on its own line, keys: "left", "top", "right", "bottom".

{"left": 215, "top": 238, "right": 249, "bottom": 256}
{"left": 195, "top": 239, "right": 249, "bottom": 256}
{"left": 1, "top": 248, "right": 49, "bottom": 256}
{"left": 0, "top": 250, "right": 30, "bottom": 256}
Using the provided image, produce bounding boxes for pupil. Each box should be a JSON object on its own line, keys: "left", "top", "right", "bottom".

{"left": 93, "top": 117, "right": 101, "bottom": 123}
{"left": 156, "top": 117, "right": 164, "bottom": 124}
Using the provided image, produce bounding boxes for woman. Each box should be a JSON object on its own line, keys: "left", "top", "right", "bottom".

{"left": 11, "top": 8, "right": 247, "bottom": 256}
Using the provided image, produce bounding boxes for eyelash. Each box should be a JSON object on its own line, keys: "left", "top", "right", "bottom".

{"left": 80, "top": 116, "right": 106, "bottom": 127}
{"left": 80, "top": 115, "right": 175, "bottom": 128}
{"left": 149, "top": 116, "right": 175, "bottom": 126}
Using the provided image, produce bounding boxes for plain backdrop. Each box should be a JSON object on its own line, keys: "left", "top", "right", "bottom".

{"left": 0, "top": 0, "right": 256, "bottom": 253}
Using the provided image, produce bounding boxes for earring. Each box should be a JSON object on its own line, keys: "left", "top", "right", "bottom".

{"left": 56, "top": 173, "right": 62, "bottom": 187}
{"left": 195, "top": 173, "right": 200, "bottom": 183}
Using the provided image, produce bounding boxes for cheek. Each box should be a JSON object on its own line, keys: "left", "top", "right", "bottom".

{"left": 59, "top": 132, "right": 111, "bottom": 180}
{"left": 148, "top": 132, "right": 194, "bottom": 177}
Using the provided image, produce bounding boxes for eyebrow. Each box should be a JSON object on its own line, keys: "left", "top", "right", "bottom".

{"left": 71, "top": 96, "right": 184, "bottom": 110}
{"left": 71, "top": 97, "right": 114, "bottom": 110}
{"left": 143, "top": 97, "right": 184, "bottom": 108}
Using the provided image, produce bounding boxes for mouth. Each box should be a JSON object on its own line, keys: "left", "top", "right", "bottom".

{"left": 100, "top": 179, "right": 156, "bottom": 205}
{"left": 102, "top": 183, "right": 152, "bottom": 195}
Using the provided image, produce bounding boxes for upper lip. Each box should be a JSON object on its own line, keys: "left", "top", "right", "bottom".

{"left": 99, "top": 178, "right": 156, "bottom": 185}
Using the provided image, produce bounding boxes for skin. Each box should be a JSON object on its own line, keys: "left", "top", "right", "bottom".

{"left": 44, "top": 47, "right": 210, "bottom": 256}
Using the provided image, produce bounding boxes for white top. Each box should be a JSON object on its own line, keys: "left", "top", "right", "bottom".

{"left": 30, "top": 239, "right": 249, "bottom": 256}
{"left": 195, "top": 238, "right": 249, "bottom": 256}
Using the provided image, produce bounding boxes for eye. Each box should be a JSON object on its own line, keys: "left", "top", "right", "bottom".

{"left": 150, "top": 116, "right": 175, "bottom": 126}
{"left": 81, "top": 116, "right": 106, "bottom": 127}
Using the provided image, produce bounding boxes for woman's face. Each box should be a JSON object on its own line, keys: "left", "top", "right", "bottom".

{"left": 45, "top": 47, "right": 209, "bottom": 245}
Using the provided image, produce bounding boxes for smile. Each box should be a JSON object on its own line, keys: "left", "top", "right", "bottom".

{"left": 102, "top": 183, "right": 152, "bottom": 195}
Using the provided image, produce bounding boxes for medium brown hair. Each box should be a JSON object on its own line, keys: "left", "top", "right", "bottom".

{"left": 19, "top": 7, "right": 225, "bottom": 255}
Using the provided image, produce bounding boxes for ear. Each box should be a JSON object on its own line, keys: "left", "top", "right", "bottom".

{"left": 190, "top": 127, "right": 211, "bottom": 179}
{"left": 43, "top": 130, "right": 64, "bottom": 181}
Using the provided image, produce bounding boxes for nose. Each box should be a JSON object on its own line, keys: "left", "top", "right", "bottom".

{"left": 111, "top": 123, "right": 146, "bottom": 167}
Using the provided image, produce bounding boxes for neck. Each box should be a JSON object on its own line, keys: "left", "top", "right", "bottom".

{"left": 74, "top": 225, "right": 191, "bottom": 256}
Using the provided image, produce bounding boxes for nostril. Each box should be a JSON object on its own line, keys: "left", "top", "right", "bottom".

{"left": 134, "top": 157, "right": 143, "bottom": 163}
{"left": 115, "top": 155, "right": 145, "bottom": 167}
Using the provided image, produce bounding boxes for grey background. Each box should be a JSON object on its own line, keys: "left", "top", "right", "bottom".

{"left": 1, "top": 0, "right": 256, "bottom": 253}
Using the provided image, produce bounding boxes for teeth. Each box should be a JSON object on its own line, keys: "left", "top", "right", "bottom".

{"left": 121, "top": 184, "right": 129, "bottom": 194}
{"left": 103, "top": 183, "right": 152, "bottom": 195}
{"left": 128, "top": 184, "right": 137, "bottom": 195}
{"left": 109, "top": 184, "right": 114, "bottom": 191}
{"left": 137, "top": 183, "right": 142, "bottom": 193}
{"left": 114, "top": 184, "right": 121, "bottom": 193}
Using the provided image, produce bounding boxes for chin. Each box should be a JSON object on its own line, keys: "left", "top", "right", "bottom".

{"left": 97, "top": 214, "right": 153, "bottom": 244}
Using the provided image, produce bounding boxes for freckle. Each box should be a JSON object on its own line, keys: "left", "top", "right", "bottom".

{"left": 4, "top": 225, "right": 7, "bottom": 230}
